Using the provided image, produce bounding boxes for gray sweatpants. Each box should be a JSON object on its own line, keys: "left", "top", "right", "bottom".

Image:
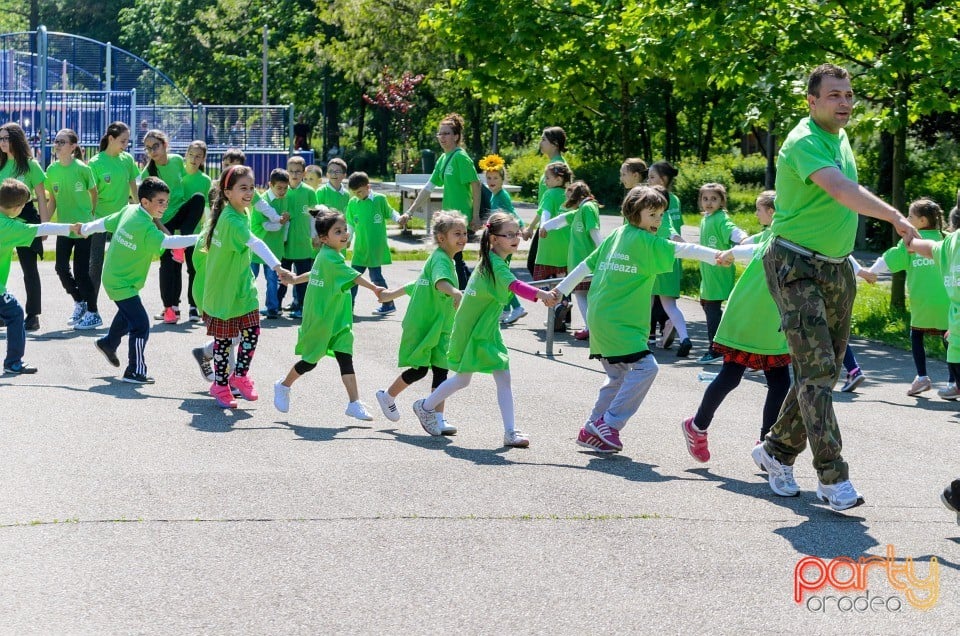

{"left": 588, "top": 355, "right": 659, "bottom": 430}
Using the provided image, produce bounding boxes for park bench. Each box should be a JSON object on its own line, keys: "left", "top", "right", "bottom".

{"left": 395, "top": 173, "right": 521, "bottom": 235}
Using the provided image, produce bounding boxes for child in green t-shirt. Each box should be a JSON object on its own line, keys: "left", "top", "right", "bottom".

{"left": 0, "top": 179, "right": 80, "bottom": 374}
{"left": 345, "top": 171, "right": 409, "bottom": 315}
{"left": 316, "top": 158, "right": 350, "bottom": 213}
{"left": 479, "top": 153, "right": 527, "bottom": 327}
{"left": 303, "top": 164, "right": 323, "bottom": 191}
{"left": 81, "top": 178, "right": 200, "bottom": 384}
{"left": 697, "top": 182, "right": 748, "bottom": 365}
{"left": 551, "top": 186, "right": 727, "bottom": 454}
{"left": 528, "top": 162, "right": 575, "bottom": 331}
{"left": 277, "top": 155, "right": 317, "bottom": 317}
{"left": 867, "top": 198, "right": 952, "bottom": 397}
{"left": 375, "top": 211, "right": 467, "bottom": 431}
{"left": 412, "top": 212, "right": 559, "bottom": 448}
{"left": 273, "top": 208, "right": 385, "bottom": 421}
{"left": 45, "top": 128, "right": 98, "bottom": 330}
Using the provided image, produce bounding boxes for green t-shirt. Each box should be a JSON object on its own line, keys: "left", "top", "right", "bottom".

{"left": 45, "top": 160, "right": 96, "bottom": 234}
{"left": 771, "top": 116, "right": 858, "bottom": 257}
{"left": 714, "top": 231, "right": 788, "bottom": 356}
{"left": 930, "top": 232, "right": 960, "bottom": 362}
{"left": 101, "top": 205, "right": 166, "bottom": 302}
{"left": 537, "top": 154, "right": 565, "bottom": 205}
{"left": 88, "top": 151, "right": 138, "bottom": 218}
{"left": 182, "top": 170, "right": 212, "bottom": 206}
{"left": 585, "top": 224, "right": 676, "bottom": 358}
{"left": 887, "top": 229, "right": 949, "bottom": 330}
{"left": 316, "top": 182, "right": 351, "bottom": 213}
{"left": 490, "top": 189, "right": 523, "bottom": 227}
{"left": 0, "top": 158, "right": 45, "bottom": 194}
{"left": 346, "top": 192, "right": 393, "bottom": 267}
{"left": 141, "top": 154, "right": 187, "bottom": 223}
{"left": 699, "top": 210, "right": 739, "bottom": 301}
{"left": 251, "top": 192, "right": 286, "bottom": 264}
{"left": 665, "top": 192, "right": 682, "bottom": 236}
{"left": 651, "top": 193, "right": 683, "bottom": 298}
{"left": 191, "top": 220, "right": 210, "bottom": 315}
{"left": 295, "top": 245, "right": 359, "bottom": 363}
{"left": 430, "top": 147, "right": 478, "bottom": 222}
{"left": 534, "top": 187, "right": 570, "bottom": 268}
{"left": 202, "top": 205, "right": 257, "bottom": 319}
{"left": 398, "top": 248, "right": 458, "bottom": 369}
{"left": 0, "top": 215, "right": 40, "bottom": 294}
{"left": 447, "top": 252, "right": 517, "bottom": 373}
{"left": 566, "top": 199, "right": 600, "bottom": 270}
{"left": 283, "top": 182, "right": 317, "bottom": 260}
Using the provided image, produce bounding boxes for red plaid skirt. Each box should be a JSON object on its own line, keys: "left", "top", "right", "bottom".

{"left": 913, "top": 327, "right": 947, "bottom": 336}
{"left": 712, "top": 343, "right": 791, "bottom": 371}
{"left": 532, "top": 264, "right": 567, "bottom": 286}
{"left": 205, "top": 309, "right": 260, "bottom": 338}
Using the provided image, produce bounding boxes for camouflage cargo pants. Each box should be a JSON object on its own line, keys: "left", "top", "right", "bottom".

{"left": 762, "top": 242, "right": 855, "bottom": 484}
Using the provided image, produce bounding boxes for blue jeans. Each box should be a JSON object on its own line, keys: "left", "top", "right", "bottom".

{"left": 1, "top": 292, "right": 26, "bottom": 367}
{"left": 277, "top": 257, "right": 313, "bottom": 309}
{"left": 104, "top": 295, "right": 150, "bottom": 376}
{"left": 351, "top": 265, "right": 393, "bottom": 308}
{"left": 250, "top": 262, "right": 279, "bottom": 312}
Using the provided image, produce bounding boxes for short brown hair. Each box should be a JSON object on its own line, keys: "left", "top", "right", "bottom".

{"left": 0, "top": 178, "right": 30, "bottom": 210}
{"left": 347, "top": 172, "right": 370, "bottom": 190}
{"left": 621, "top": 185, "right": 668, "bottom": 226}
{"left": 807, "top": 64, "right": 850, "bottom": 97}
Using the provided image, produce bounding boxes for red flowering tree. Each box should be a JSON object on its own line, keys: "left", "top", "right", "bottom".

{"left": 364, "top": 69, "right": 424, "bottom": 174}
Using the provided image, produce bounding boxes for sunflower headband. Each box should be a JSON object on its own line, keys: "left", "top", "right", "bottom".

{"left": 478, "top": 154, "right": 506, "bottom": 172}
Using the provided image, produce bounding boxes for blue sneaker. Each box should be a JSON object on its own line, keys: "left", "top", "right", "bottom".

{"left": 372, "top": 305, "right": 396, "bottom": 316}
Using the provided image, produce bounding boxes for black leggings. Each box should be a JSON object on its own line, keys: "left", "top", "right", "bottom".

{"left": 700, "top": 300, "right": 723, "bottom": 350}
{"left": 400, "top": 365, "right": 449, "bottom": 389}
{"left": 693, "top": 361, "right": 791, "bottom": 441}
{"left": 295, "top": 351, "right": 354, "bottom": 376}
{"left": 55, "top": 236, "right": 94, "bottom": 305}
{"left": 14, "top": 201, "right": 42, "bottom": 317}
{"left": 158, "top": 193, "right": 205, "bottom": 308}
{"left": 912, "top": 329, "right": 954, "bottom": 382}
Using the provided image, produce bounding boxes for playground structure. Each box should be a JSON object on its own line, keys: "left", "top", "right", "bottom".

{"left": 0, "top": 27, "right": 308, "bottom": 183}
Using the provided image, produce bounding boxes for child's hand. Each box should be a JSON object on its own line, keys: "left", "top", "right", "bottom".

{"left": 539, "top": 228, "right": 548, "bottom": 240}
{"left": 276, "top": 268, "right": 295, "bottom": 285}
{"left": 450, "top": 289, "right": 463, "bottom": 309}
{"left": 280, "top": 213, "right": 290, "bottom": 224}
{"left": 372, "top": 286, "right": 387, "bottom": 300}
{"left": 69, "top": 222, "right": 83, "bottom": 236}
{"left": 716, "top": 249, "right": 735, "bottom": 266}
{"left": 397, "top": 213, "right": 410, "bottom": 228}
{"left": 857, "top": 270, "right": 878, "bottom": 284}
{"left": 538, "top": 290, "right": 558, "bottom": 307}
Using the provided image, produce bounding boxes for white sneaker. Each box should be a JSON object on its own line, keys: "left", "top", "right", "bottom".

{"left": 938, "top": 383, "right": 960, "bottom": 400}
{"left": 68, "top": 301, "right": 87, "bottom": 326}
{"left": 503, "top": 429, "right": 530, "bottom": 448}
{"left": 345, "top": 400, "right": 374, "bottom": 421}
{"left": 437, "top": 414, "right": 457, "bottom": 436}
{"left": 816, "top": 480, "right": 865, "bottom": 511}
{"left": 274, "top": 381, "right": 291, "bottom": 413}
{"left": 499, "top": 310, "right": 510, "bottom": 323}
{"left": 751, "top": 443, "right": 799, "bottom": 496}
{"left": 502, "top": 306, "right": 528, "bottom": 325}
{"left": 412, "top": 399, "right": 441, "bottom": 436}
{"left": 376, "top": 390, "right": 400, "bottom": 422}
{"left": 907, "top": 375, "right": 932, "bottom": 396}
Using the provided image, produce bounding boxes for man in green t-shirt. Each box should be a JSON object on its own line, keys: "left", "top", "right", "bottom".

{"left": 753, "top": 63, "right": 918, "bottom": 512}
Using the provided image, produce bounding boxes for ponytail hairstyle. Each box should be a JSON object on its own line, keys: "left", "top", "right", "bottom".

{"left": 477, "top": 211, "right": 516, "bottom": 284}
{"left": 439, "top": 113, "right": 465, "bottom": 146}
{"left": 205, "top": 165, "right": 254, "bottom": 250}
{"left": 55, "top": 129, "right": 83, "bottom": 161}
{"left": 622, "top": 158, "right": 649, "bottom": 183}
{"left": 698, "top": 182, "right": 728, "bottom": 211}
{"left": 143, "top": 129, "right": 168, "bottom": 177}
{"left": 564, "top": 180, "right": 594, "bottom": 209}
{"left": 99, "top": 121, "right": 130, "bottom": 153}
{"left": 541, "top": 126, "right": 567, "bottom": 154}
{"left": 0, "top": 123, "right": 33, "bottom": 176}
{"left": 649, "top": 160, "right": 679, "bottom": 190}
{"left": 545, "top": 161, "right": 573, "bottom": 188}
{"left": 431, "top": 210, "right": 468, "bottom": 242}
{"left": 908, "top": 197, "right": 944, "bottom": 234}
{"left": 313, "top": 205, "right": 345, "bottom": 242}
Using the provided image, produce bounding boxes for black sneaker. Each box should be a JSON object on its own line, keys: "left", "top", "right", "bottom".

{"left": 677, "top": 338, "right": 693, "bottom": 358}
{"left": 265, "top": 310, "right": 281, "bottom": 319}
{"left": 122, "top": 371, "right": 155, "bottom": 384}
{"left": 3, "top": 361, "right": 37, "bottom": 374}
{"left": 24, "top": 314, "right": 39, "bottom": 332}
{"left": 942, "top": 479, "right": 960, "bottom": 515}
{"left": 188, "top": 306, "right": 201, "bottom": 322}
{"left": 95, "top": 338, "right": 121, "bottom": 368}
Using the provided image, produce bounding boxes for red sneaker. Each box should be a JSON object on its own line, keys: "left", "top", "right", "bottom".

{"left": 586, "top": 416, "right": 622, "bottom": 451}
{"left": 576, "top": 427, "right": 617, "bottom": 453}
{"left": 171, "top": 248, "right": 186, "bottom": 264}
{"left": 210, "top": 383, "right": 238, "bottom": 408}
{"left": 574, "top": 328, "right": 590, "bottom": 340}
{"left": 228, "top": 374, "right": 259, "bottom": 401}
{"left": 681, "top": 417, "right": 710, "bottom": 462}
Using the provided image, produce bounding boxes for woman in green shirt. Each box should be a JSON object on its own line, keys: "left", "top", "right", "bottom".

{"left": 0, "top": 123, "right": 48, "bottom": 331}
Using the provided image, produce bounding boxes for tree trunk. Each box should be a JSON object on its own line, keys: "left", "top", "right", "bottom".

{"left": 375, "top": 108, "right": 389, "bottom": 177}
{"left": 663, "top": 82, "right": 678, "bottom": 161}
{"left": 619, "top": 73, "right": 631, "bottom": 158}
{"left": 355, "top": 91, "right": 366, "bottom": 151}
{"left": 890, "top": 93, "right": 910, "bottom": 312}
{"left": 764, "top": 121, "right": 776, "bottom": 189}
{"left": 639, "top": 112, "right": 652, "bottom": 161}
{"left": 698, "top": 90, "right": 719, "bottom": 162}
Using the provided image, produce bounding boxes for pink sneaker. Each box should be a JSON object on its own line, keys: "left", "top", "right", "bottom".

{"left": 210, "top": 383, "right": 238, "bottom": 408}
{"left": 171, "top": 248, "right": 186, "bottom": 264}
{"left": 576, "top": 427, "right": 617, "bottom": 453}
{"left": 586, "top": 416, "right": 622, "bottom": 451}
{"left": 681, "top": 417, "right": 710, "bottom": 462}
{"left": 574, "top": 328, "right": 590, "bottom": 341}
{"left": 228, "top": 374, "right": 259, "bottom": 401}
{"left": 162, "top": 307, "right": 177, "bottom": 324}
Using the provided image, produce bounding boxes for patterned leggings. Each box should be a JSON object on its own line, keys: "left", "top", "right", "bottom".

{"left": 213, "top": 327, "right": 259, "bottom": 385}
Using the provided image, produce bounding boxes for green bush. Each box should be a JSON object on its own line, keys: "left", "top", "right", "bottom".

{"left": 730, "top": 155, "right": 768, "bottom": 186}
{"left": 506, "top": 149, "right": 582, "bottom": 200}
{"left": 574, "top": 161, "right": 624, "bottom": 210}
{"left": 343, "top": 148, "right": 379, "bottom": 176}
{"left": 673, "top": 159, "right": 734, "bottom": 214}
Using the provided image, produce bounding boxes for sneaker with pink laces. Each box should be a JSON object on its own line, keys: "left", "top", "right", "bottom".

{"left": 228, "top": 374, "right": 259, "bottom": 401}
{"left": 210, "top": 382, "right": 238, "bottom": 408}
{"left": 586, "top": 416, "right": 622, "bottom": 451}
{"left": 681, "top": 416, "right": 710, "bottom": 462}
{"left": 576, "top": 427, "right": 617, "bottom": 453}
